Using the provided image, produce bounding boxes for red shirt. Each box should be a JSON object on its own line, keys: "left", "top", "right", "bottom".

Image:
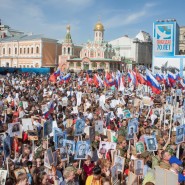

{"left": 83, "top": 163, "right": 94, "bottom": 177}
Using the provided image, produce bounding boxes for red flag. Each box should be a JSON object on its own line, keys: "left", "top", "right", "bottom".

{"left": 12, "top": 137, "right": 19, "bottom": 152}
{"left": 93, "top": 74, "right": 99, "bottom": 87}
{"left": 49, "top": 74, "right": 57, "bottom": 83}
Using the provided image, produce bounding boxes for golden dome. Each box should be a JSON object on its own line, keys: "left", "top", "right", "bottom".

{"left": 94, "top": 21, "right": 104, "bottom": 31}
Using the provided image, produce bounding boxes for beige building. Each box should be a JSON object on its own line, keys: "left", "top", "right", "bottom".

{"left": 0, "top": 34, "right": 61, "bottom": 68}
{"left": 179, "top": 26, "right": 185, "bottom": 55}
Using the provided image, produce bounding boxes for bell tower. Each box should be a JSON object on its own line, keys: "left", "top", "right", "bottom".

{"left": 62, "top": 25, "right": 74, "bottom": 56}
{"left": 94, "top": 21, "right": 104, "bottom": 43}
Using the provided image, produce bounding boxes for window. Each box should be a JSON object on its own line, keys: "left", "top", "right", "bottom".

{"left": 3, "top": 48, "right": 5, "bottom": 54}
{"left": 98, "top": 53, "right": 100, "bottom": 57}
{"left": 63, "top": 48, "right": 66, "bottom": 54}
{"left": 27, "top": 48, "right": 29, "bottom": 54}
{"left": 31, "top": 65, "right": 33, "bottom": 68}
{"left": 6, "top": 62, "right": 9, "bottom": 67}
{"left": 14, "top": 66, "right": 17, "bottom": 68}
{"left": 15, "top": 48, "right": 17, "bottom": 54}
{"left": 92, "top": 62, "right": 97, "bottom": 68}
{"left": 69, "top": 62, "right": 74, "bottom": 67}
{"left": 36, "top": 46, "right": 39, "bottom": 54}
{"left": 77, "top": 62, "right": 81, "bottom": 67}
{"left": 35, "top": 63, "right": 39, "bottom": 68}
{"left": 23, "top": 65, "right": 25, "bottom": 68}
{"left": 90, "top": 50, "right": 94, "bottom": 58}
{"left": 68, "top": 47, "right": 70, "bottom": 54}
{"left": 19, "top": 65, "right": 22, "bottom": 68}
{"left": 24, "top": 48, "right": 26, "bottom": 54}
{"left": 20, "top": 48, "right": 22, "bottom": 54}
{"left": 31, "top": 47, "right": 33, "bottom": 54}
{"left": 27, "top": 65, "right": 29, "bottom": 68}
{"left": 99, "top": 32, "right": 101, "bottom": 37}
{"left": 8, "top": 48, "right": 11, "bottom": 54}
{"left": 100, "top": 62, "right": 105, "bottom": 68}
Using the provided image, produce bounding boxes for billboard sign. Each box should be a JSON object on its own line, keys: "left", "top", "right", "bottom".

{"left": 153, "top": 23, "right": 174, "bottom": 56}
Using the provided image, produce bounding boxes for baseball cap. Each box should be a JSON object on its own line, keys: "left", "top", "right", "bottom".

{"left": 169, "top": 156, "right": 182, "bottom": 165}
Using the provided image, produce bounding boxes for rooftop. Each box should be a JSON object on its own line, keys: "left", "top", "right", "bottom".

{"left": 0, "top": 34, "right": 58, "bottom": 42}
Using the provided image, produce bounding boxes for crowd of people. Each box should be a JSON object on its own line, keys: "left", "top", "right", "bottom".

{"left": 0, "top": 68, "right": 184, "bottom": 185}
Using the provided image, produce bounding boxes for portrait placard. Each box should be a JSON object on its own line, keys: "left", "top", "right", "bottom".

{"left": 22, "top": 101, "right": 28, "bottom": 110}
{"left": 63, "top": 139, "right": 75, "bottom": 156}
{"left": 111, "top": 165, "right": 118, "bottom": 185}
{"left": 27, "top": 130, "right": 38, "bottom": 141}
{"left": 145, "top": 136, "right": 158, "bottom": 152}
{"left": 8, "top": 122, "right": 21, "bottom": 137}
{"left": 55, "top": 133, "right": 65, "bottom": 149}
{"left": 164, "top": 105, "right": 172, "bottom": 115}
{"left": 134, "top": 159, "right": 144, "bottom": 175}
{"left": 95, "top": 120, "right": 104, "bottom": 134}
{"left": 43, "top": 120, "right": 53, "bottom": 138}
{"left": 142, "top": 96, "right": 152, "bottom": 106}
{"left": 60, "top": 146, "right": 68, "bottom": 161}
{"left": 42, "top": 104, "right": 49, "bottom": 114}
{"left": 89, "top": 126, "right": 95, "bottom": 142}
{"left": 176, "top": 125, "right": 184, "bottom": 144}
{"left": 53, "top": 151, "right": 58, "bottom": 167}
{"left": 44, "top": 151, "right": 51, "bottom": 169}
{"left": 114, "top": 155, "right": 125, "bottom": 172}
{"left": 22, "top": 118, "right": 33, "bottom": 131}
{"left": 75, "top": 141, "right": 89, "bottom": 160}
{"left": 135, "top": 142, "right": 145, "bottom": 154}
{"left": 0, "top": 170, "right": 7, "bottom": 185}
{"left": 46, "top": 148, "right": 54, "bottom": 165}
{"left": 74, "top": 119, "right": 85, "bottom": 136}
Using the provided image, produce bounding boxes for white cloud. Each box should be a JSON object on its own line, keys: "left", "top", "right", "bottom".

{"left": 103, "top": 2, "right": 157, "bottom": 29}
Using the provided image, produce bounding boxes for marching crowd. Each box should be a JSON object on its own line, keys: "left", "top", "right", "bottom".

{"left": 0, "top": 68, "right": 184, "bottom": 185}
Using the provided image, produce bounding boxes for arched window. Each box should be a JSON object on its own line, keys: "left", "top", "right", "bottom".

{"left": 20, "top": 48, "right": 22, "bottom": 54}
{"left": 14, "top": 66, "right": 17, "bottom": 68}
{"left": 27, "top": 65, "right": 29, "bottom": 68}
{"left": 90, "top": 50, "right": 94, "bottom": 58}
{"left": 3, "top": 48, "right": 5, "bottom": 55}
{"left": 36, "top": 46, "right": 39, "bottom": 54}
{"left": 100, "top": 62, "right": 105, "bottom": 68}
{"left": 27, "top": 48, "right": 29, "bottom": 54}
{"left": 6, "top": 62, "right": 9, "bottom": 67}
{"left": 92, "top": 62, "right": 97, "bottom": 68}
{"left": 77, "top": 62, "right": 81, "bottom": 67}
{"left": 9, "top": 48, "right": 11, "bottom": 54}
{"left": 24, "top": 48, "right": 26, "bottom": 54}
{"left": 31, "top": 65, "right": 33, "bottom": 68}
{"left": 69, "top": 62, "right": 74, "bottom": 67}
{"left": 15, "top": 48, "right": 17, "bottom": 54}
{"left": 99, "top": 32, "right": 101, "bottom": 36}
{"left": 35, "top": 63, "right": 39, "bottom": 68}
{"left": 19, "top": 65, "right": 22, "bottom": 68}
{"left": 31, "top": 47, "right": 33, "bottom": 54}
{"left": 68, "top": 47, "right": 70, "bottom": 54}
{"left": 23, "top": 65, "right": 25, "bottom": 68}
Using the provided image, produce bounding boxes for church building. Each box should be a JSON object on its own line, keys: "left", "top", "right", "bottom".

{"left": 58, "top": 21, "right": 122, "bottom": 72}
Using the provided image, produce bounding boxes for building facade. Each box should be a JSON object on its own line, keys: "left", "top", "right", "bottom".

{"left": 179, "top": 26, "right": 185, "bottom": 55}
{"left": 108, "top": 31, "right": 152, "bottom": 67}
{"left": 0, "top": 35, "right": 61, "bottom": 68}
{"left": 59, "top": 22, "right": 123, "bottom": 72}
{"left": 0, "top": 21, "right": 61, "bottom": 68}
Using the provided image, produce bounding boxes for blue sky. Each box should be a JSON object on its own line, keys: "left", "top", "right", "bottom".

{"left": 0, "top": 0, "right": 185, "bottom": 44}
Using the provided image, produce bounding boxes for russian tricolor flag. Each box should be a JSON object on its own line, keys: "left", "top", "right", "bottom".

{"left": 168, "top": 72, "right": 176, "bottom": 86}
{"left": 156, "top": 73, "right": 163, "bottom": 82}
{"left": 54, "top": 68, "right": 61, "bottom": 77}
{"left": 146, "top": 70, "right": 161, "bottom": 94}
{"left": 59, "top": 73, "right": 71, "bottom": 83}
